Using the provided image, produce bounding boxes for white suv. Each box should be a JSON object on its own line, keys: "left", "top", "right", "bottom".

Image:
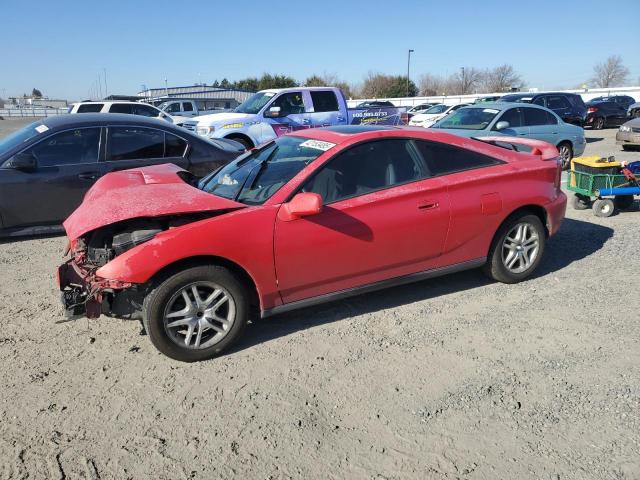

{"left": 68, "top": 101, "right": 173, "bottom": 123}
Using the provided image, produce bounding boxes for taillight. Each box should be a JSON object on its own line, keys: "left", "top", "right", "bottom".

{"left": 587, "top": 107, "right": 598, "bottom": 113}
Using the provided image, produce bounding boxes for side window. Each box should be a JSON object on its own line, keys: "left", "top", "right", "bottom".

{"left": 134, "top": 105, "right": 159, "bottom": 117}
{"left": 27, "top": 128, "right": 100, "bottom": 167}
{"left": 165, "top": 133, "right": 187, "bottom": 157}
{"left": 270, "top": 92, "right": 305, "bottom": 116}
{"left": 183, "top": 102, "right": 193, "bottom": 112}
{"left": 165, "top": 103, "right": 181, "bottom": 113}
{"left": 310, "top": 91, "right": 339, "bottom": 113}
{"left": 108, "top": 127, "right": 164, "bottom": 161}
{"left": 496, "top": 108, "right": 523, "bottom": 128}
{"left": 77, "top": 103, "right": 104, "bottom": 113}
{"left": 109, "top": 104, "right": 134, "bottom": 114}
{"left": 415, "top": 140, "right": 502, "bottom": 176}
{"left": 545, "top": 111, "right": 558, "bottom": 125}
{"left": 532, "top": 97, "right": 546, "bottom": 107}
{"left": 302, "top": 140, "right": 427, "bottom": 204}
{"left": 523, "top": 107, "right": 550, "bottom": 126}
{"left": 547, "top": 96, "right": 570, "bottom": 110}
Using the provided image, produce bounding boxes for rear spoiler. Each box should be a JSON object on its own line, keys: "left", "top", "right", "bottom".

{"left": 475, "top": 136, "right": 560, "bottom": 161}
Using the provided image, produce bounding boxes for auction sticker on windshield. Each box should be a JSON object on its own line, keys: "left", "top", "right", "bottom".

{"left": 483, "top": 109, "right": 500, "bottom": 114}
{"left": 299, "top": 139, "right": 336, "bottom": 151}
{"left": 35, "top": 125, "right": 49, "bottom": 133}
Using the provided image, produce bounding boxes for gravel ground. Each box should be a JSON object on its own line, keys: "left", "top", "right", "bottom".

{"left": 0, "top": 117, "right": 639, "bottom": 479}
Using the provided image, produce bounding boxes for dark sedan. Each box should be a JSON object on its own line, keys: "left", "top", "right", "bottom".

{"left": 0, "top": 114, "right": 245, "bottom": 237}
{"left": 585, "top": 100, "right": 630, "bottom": 129}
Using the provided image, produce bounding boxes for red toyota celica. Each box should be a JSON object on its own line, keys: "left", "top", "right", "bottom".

{"left": 58, "top": 125, "right": 566, "bottom": 361}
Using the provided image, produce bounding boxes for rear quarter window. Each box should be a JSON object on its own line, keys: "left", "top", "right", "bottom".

{"left": 415, "top": 140, "right": 503, "bottom": 176}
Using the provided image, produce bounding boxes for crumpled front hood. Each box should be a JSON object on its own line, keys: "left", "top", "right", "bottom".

{"left": 193, "top": 112, "right": 255, "bottom": 125}
{"left": 63, "top": 163, "right": 245, "bottom": 241}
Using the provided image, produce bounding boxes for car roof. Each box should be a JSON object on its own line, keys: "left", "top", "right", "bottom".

{"left": 72, "top": 101, "right": 152, "bottom": 106}
{"left": 41, "top": 113, "right": 177, "bottom": 129}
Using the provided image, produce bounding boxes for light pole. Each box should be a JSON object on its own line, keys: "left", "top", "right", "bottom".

{"left": 460, "top": 66, "right": 465, "bottom": 93}
{"left": 407, "top": 49, "right": 414, "bottom": 96}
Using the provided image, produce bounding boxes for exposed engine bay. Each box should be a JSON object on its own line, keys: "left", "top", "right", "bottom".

{"left": 81, "top": 212, "right": 217, "bottom": 267}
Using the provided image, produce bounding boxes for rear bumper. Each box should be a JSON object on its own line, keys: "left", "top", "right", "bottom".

{"left": 546, "top": 192, "right": 567, "bottom": 237}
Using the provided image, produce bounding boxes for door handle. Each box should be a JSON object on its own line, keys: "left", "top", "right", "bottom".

{"left": 302, "top": 118, "right": 311, "bottom": 125}
{"left": 78, "top": 172, "right": 99, "bottom": 180}
{"left": 418, "top": 200, "right": 439, "bottom": 210}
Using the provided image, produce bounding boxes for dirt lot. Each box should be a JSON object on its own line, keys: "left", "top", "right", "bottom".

{"left": 0, "top": 117, "right": 639, "bottom": 479}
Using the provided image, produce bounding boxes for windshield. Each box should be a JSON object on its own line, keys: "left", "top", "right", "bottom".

{"left": 0, "top": 121, "right": 45, "bottom": 157}
{"left": 198, "top": 135, "right": 333, "bottom": 205}
{"left": 433, "top": 107, "right": 499, "bottom": 130}
{"left": 424, "top": 104, "right": 448, "bottom": 114}
{"left": 234, "top": 92, "right": 277, "bottom": 114}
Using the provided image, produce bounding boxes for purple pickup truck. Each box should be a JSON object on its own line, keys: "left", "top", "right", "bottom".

{"left": 183, "top": 87, "right": 407, "bottom": 149}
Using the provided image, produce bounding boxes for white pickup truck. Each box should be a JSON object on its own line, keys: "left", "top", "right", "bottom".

{"left": 159, "top": 99, "right": 229, "bottom": 126}
{"left": 183, "top": 87, "right": 407, "bottom": 149}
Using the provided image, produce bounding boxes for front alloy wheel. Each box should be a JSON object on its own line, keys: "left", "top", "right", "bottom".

{"left": 143, "top": 265, "right": 248, "bottom": 362}
{"left": 163, "top": 282, "right": 236, "bottom": 350}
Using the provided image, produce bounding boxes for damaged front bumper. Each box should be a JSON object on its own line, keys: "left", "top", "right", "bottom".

{"left": 57, "top": 258, "right": 132, "bottom": 320}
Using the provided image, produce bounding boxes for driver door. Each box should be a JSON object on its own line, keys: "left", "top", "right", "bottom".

{"left": 263, "top": 91, "right": 310, "bottom": 139}
{"left": 273, "top": 139, "right": 451, "bottom": 304}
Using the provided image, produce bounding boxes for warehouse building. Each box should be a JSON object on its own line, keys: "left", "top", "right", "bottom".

{"left": 137, "top": 85, "right": 254, "bottom": 110}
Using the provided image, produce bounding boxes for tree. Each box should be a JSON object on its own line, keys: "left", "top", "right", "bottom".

{"left": 211, "top": 80, "right": 220, "bottom": 88}
{"left": 418, "top": 74, "right": 446, "bottom": 96}
{"left": 590, "top": 55, "right": 629, "bottom": 87}
{"left": 219, "top": 78, "right": 231, "bottom": 88}
{"left": 448, "top": 67, "right": 484, "bottom": 95}
{"left": 234, "top": 77, "right": 259, "bottom": 91}
{"left": 481, "top": 64, "right": 523, "bottom": 93}
{"left": 256, "top": 73, "right": 297, "bottom": 90}
{"left": 360, "top": 73, "right": 417, "bottom": 98}
{"left": 304, "top": 73, "right": 354, "bottom": 98}
{"left": 31, "top": 88, "right": 43, "bottom": 98}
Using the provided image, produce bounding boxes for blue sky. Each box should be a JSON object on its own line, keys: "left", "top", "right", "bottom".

{"left": 1, "top": 0, "right": 638, "bottom": 100}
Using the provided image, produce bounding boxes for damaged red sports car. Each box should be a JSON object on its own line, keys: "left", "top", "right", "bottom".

{"left": 58, "top": 125, "right": 566, "bottom": 361}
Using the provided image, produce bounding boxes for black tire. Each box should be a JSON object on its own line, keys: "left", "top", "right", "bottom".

{"left": 614, "top": 195, "right": 635, "bottom": 210}
{"left": 227, "top": 136, "right": 253, "bottom": 150}
{"left": 572, "top": 194, "right": 591, "bottom": 210}
{"left": 593, "top": 117, "right": 605, "bottom": 130}
{"left": 557, "top": 142, "right": 573, "bottom": 170}
{"left": 143, "top": 265, "right": 249, "bottom": 362}
{"left": 621, "top": 145, "right": 636, "bottom": 152}
{"left": 633, "top": 109, "right": 640, "bottom": 119}
{"left": 483, "top": 213, "right": 546, "bottom": 284}
{"left": 592, "top": 198, "right": 615, "bottom": 217}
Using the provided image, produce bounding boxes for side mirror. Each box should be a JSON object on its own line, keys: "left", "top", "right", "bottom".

{"left": 264, "top": 106, "right": 282, "bottom": 118}
{"left": 495, "top": 121, "right": 510, "bottom": 131}
{"left": 279, "top": 192, "right": 322, "bottom": 221}
{"left": 7, "top": 151, "right": 37, "bottom": 171}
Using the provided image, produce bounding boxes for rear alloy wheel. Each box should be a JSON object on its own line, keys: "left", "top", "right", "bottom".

{"left": 484, "top": 214, "right": 546, "bottom": 284}
{"left": 143, "top": 265, "right": 248, "bottom": 362}
{"left": 557, "top": 142, "right": 573, "bottom": 169}
{"left": 593, "top": 117, "right": 605, "bottom": 130}
{"left": 614, "top": 195, "right": 635, "bottom": 210}
{"left": 572, "top": 194, "right": 591, "bottom": 210}
{"left": 592, "top": 198, "right": 615, "bottom": 217}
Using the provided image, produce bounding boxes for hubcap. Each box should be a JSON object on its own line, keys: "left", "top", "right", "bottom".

{"left": 163, "top": 282, "right": 236, "bottom": 350}
{"left": 559, "top": 145, "right": 571, "bottom": 163}
{"left": 501, "top": 222, "right": 540, "bottom": 274}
